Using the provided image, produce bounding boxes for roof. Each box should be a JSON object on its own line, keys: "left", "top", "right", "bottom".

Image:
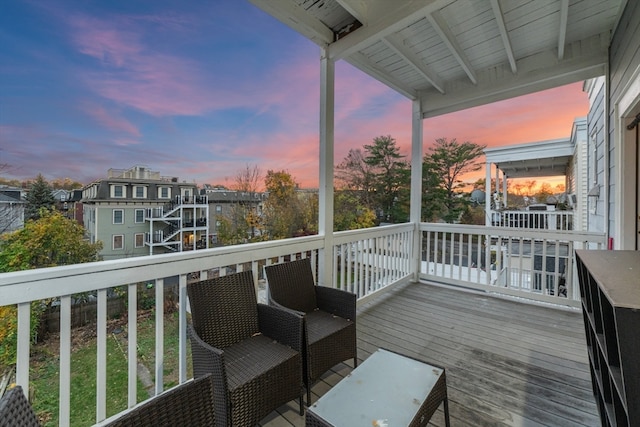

{"left": 484, "top": 138, "right": 574, "bottom": 178}
{"left": 250, "top": 0, "right": 626, "bottom": 117}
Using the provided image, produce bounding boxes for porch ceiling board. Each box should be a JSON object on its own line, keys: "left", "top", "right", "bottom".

{"left": 249, "top": 0, "right": 624, "bottom": 116}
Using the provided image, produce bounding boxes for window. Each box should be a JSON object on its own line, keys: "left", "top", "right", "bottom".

{"left": 216, "top": 205, "right": 222, "bottom": 213}
{"left": 133, "top": 186, "right": 146, "bottom": 198}
{"left": 113, "top": 235, "right": 124, "bottom": 250}
{"left": 111, "top": 185, "right": 125, "bottom": 198}
{"left": 159, "top": 187, "right": 170, "bottom": 199}
{"left": 135, "top": 209, "right": 145, "bottom": 223}
{"left": 113, "top": 209, "right": 124, "bottom": 224}
{"left": 134, "top": 233, "right": 144, "bottom": 248}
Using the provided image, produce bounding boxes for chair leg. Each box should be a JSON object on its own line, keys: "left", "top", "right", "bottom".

{"left": 306, "top": 385, "right": 312, "bottom": 407}
{"left": 353, "top": 356, "right": 358, "bottom": 368}
{"left": 299, "top": 395, "right": 304, "bottom": 415}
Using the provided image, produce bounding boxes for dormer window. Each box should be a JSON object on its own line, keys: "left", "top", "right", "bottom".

{"left": 111, "top": 185, "right": 125, "bottom": 198}
{"left": 133, "top": 185, "right": 147, "bottom": 198}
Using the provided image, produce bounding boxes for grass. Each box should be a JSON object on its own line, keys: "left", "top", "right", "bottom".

{"left": 29, "top": 309, "right": 186, "bottom": 426}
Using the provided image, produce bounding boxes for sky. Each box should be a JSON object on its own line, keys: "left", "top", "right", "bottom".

{"left": 0, "top": 0, "right": 590, "bottom": 190}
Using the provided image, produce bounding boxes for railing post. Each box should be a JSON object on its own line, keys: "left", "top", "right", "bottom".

{"left": 16, "top": 302, "right": 31, "bottom": 398}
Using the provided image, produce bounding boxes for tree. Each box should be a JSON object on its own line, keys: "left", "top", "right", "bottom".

{"left": 535, "top": 182, "right": 554, "bottom": 203}
{"left": 334, "top": 190, "right": 376, "bottom": 231}
{"left": 335, "top": 148, "right": 376, "bottom": 209}
{"left": 0, "top": 210, "right": 103, "bottom": 366}
{"left": 423, "top": 138, "right": 486, "bottom": 223}
{"left": 217, "top": 165, "right": 265, "bottom": 245}
{"left": 363, "top": 135, "right": 410, "bottom": 223}
{"left": 263, "top": 170, "right": 302, "bottom": 239}
{"left": 25, "top": 174, "right": 55, "bottom": 221}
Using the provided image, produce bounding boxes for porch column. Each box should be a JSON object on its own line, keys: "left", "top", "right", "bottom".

{"left": 410, "top": 99, "right": 423, "bottom": 281}
{"left": 502, "top": 172, "right": 508, "bottom": 208}
{"left": 318, "top": 48, "right": 335, "bottom": 286}
{"left": 485, "top": 161, "right": 492, "bottom": 224}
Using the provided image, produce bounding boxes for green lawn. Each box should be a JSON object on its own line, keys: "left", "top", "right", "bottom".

{"left": 30, "top": 310, "right": 186, "bottom": 426}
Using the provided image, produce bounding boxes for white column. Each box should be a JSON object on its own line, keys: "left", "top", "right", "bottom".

{"left": 410, "top": 99, "right": 423, "bottom": 281}
{"left": 495, "top": 166, "right": 500, "bottom": 209}
{"left": 318, "top": 49, "right": 335, "bottom": 286}
{"left": 502, "top": 172, "right": 508, "bottom": 207}
{"left": 485, "top": 162, "right": 492, "bottom": 225}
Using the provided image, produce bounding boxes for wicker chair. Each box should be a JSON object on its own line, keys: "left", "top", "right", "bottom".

{"left": 0, "top": 386, "right": 40, "bottom": 427}
{"left": 187, "top": 270, "right": 304, "bottom": 427}
{"left": 264, "top": 257, "right": 357, "bottom": 405}
{"left": 104, "top": 374, "right": 215, "bottom": 426}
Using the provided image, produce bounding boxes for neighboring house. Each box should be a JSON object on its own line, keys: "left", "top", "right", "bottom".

{"left": 82, "top": 165, "right": 209, "bottom": 260}
{"left": 483, "top": 117, "right": 588, "bottom": 232}
{"left": 0, "top": 186, "right": 25, "bottom": 234}
{"left": 201, "top": 185, "right": 266, "bottom": 244}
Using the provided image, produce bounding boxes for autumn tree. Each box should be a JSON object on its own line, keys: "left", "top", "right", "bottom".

{"left": 334, "top": 191, "right": 376, "bottom": 231}
{"left": 217, "top": 165, "right": 265, "bottom": 245}
{"left": 25, "top": 174, "right": 55, "bottom": 221}
{"left": 423, "top": 138, "right": 486, "bottom": 223}
{"left": 263, "top": 170, "right": 303, "bottom": 239}
{"left": 0, "top": 210, "right": 103, "bottom": 366}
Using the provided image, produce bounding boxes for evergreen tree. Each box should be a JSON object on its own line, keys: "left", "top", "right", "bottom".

{"left": 25, "top": 174, "right": 55, "bottom": 221}
{"left": 423, "top": 138, "right": 486, "bottom": 223}
{"left": 363, "top": 135, "right": 410, "bottom": 223}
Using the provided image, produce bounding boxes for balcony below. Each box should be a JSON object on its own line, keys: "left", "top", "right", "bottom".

{"left": 259, "top": 281, "right": 597, "bottom": 426}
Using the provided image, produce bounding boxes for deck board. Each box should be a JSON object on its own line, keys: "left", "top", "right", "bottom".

{"left": 260, "top": 282, "right": 598, "bottom": 427}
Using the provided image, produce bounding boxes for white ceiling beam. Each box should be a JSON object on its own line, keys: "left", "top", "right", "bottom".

{"left": 334, "top": 0, "right": 368, "bottom": 25}
{"left": 383, "top": 34, "right": 445, "bottom": 94}
{"left": 427, "top": 10, "right": 477, "bottom": 84}
{"left": 248, "top": 0, "right": 334, "bottom": 46}
{"left": 346, "top": 53, "right": 417, "bottom": 99}
{"left": 558, "top": 0, "right": 569, "bottom": 60}
{"left": 490, "top": 0, "right": 517, "bottom": 74}
{"left": 327, "top": 0, "right": 456, "bottom": 61}
{"left": 419, "top": 33, "right": 609, "bottom": 118}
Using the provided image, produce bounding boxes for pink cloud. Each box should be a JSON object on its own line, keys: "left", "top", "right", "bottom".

{"left": 82, "top": 103, "right": 141, "bottom": 137}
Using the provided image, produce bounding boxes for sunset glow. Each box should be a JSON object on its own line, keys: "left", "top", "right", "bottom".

{"left": 1, "top": 1, "right": 590, "bottom": 189}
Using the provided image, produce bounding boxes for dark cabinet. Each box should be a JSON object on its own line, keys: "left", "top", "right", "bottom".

{"left": 575, "top": 250, "right": 640, "bottom": 427}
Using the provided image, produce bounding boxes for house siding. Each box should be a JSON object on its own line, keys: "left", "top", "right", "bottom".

{"left": 607, "top": 0, "right": 640, "bottom": 244}
{"left": 586, "top": 77, "right": 606, "bottom": 234}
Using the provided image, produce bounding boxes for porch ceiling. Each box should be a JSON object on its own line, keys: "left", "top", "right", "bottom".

{"left": 249, "top": 0, "right": 625, "bottom": 118}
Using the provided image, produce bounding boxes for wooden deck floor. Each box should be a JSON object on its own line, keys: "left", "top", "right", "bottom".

{"left": 259, "top": 281, "right": 598, "bottom": 427}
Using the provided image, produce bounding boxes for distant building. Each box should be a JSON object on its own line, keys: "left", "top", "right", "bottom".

{"left": 201, "top": 185, "right": 266, "bottom": 244}
{"left": 82, "top": 166, "right": 209, "bottom": 260}
{"left": 0, "top": 186, "right": 26, "bottom": 234}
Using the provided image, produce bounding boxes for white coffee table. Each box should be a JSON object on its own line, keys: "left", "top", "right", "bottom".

{"left": 305, "top": 348, "right": 450, "bottom": 427}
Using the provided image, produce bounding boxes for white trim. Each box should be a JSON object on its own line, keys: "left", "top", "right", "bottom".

{"left": 112, "top": 234, "right": 124, "bottom": 250}
{"left": 613, "top": 64, "right": 640, "bottom": 249}
{"left": 113, "top": 209, "right": 124, "bottom": 225}
{"left": 134, "top": 233, "right": 145, "bottom": 248}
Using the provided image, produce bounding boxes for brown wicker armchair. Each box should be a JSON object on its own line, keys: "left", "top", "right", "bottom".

{"left": 187, "top": 270, "right": 304, "bottom": 427}
{"left": 264, "top": 257, "right": 357, "bottom": 405}
{"left": 0, "top": 386, "right": 40, "bottom": 427}
{"left": 104, "top": 374, "right": 215, "bottom": 426}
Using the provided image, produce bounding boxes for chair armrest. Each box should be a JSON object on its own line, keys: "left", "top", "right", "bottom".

{"left": 187, "top": 324, "right": 229, "bottom": 424}
{"left": 315, "top": 286, "right": 356, "bottom": 322}
{"left": 257, "top": 303, "right": 304, "bottom": 353}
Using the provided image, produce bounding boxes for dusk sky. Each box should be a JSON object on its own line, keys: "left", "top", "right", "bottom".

{"left": 1, "top": 0, "right": 590, "bottom": 189}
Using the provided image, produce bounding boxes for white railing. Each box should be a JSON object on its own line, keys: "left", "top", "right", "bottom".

{"left": 0, "top": 222, "right": 606, "bottom": 425}
{"left": 419, "top": 223, "right": 606, "bottom": 307}
{"left": 0, "top": 224, "right": 412, "bottom": 426}
{"left": 491, "top": 209, "right": 574, "bottom": 231}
